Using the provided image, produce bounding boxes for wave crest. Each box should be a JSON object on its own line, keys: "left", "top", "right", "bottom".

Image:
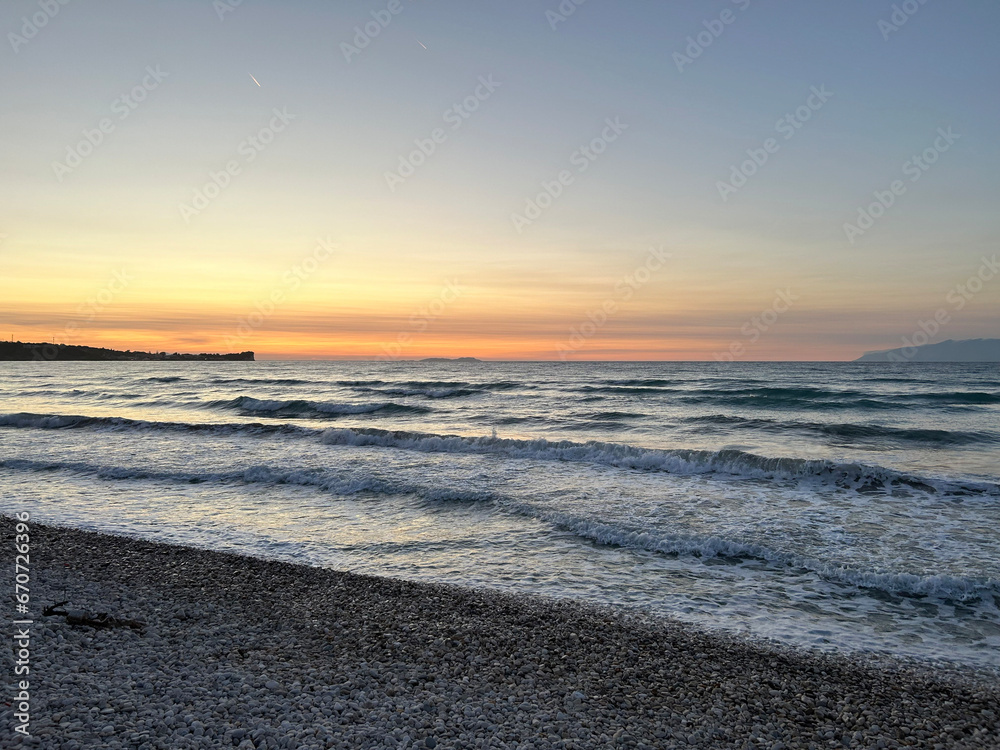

{"left": 320, "top": 426, "right": 1000, "bottom": 497}
{"left": 207, "top": 396, "right": 431, "bottom": 418}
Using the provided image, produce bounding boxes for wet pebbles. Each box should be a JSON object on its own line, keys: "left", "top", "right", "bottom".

{"left": 3, "top": 519, "right": 998, "bottom": 749}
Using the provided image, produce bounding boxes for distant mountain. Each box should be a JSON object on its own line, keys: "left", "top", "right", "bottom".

{"left": 0, "top": 341, "right": 254, "bottom": 362}
{"left": 855, "top": 338, "right": 1000, "bottom": 362}
{"left": 418, "top": 357, "right": 481, "bottom": 362}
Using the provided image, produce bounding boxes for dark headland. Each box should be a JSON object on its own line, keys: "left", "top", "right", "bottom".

{"left": 855, "top": 338, "right": 1000, "bottom": 362}
{"left": 0, "top": 341, "right": 254, "bottom": 361}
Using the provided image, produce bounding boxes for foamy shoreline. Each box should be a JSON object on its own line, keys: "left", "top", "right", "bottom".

{"left": 3, "top": 518, "right": 998, "bottom": 749}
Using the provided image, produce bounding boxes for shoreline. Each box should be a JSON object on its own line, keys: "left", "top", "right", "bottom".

{"left": 3, "top": 518, "right": 999, "bottom": 749}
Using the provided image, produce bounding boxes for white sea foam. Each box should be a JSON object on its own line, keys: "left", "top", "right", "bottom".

{"left": 506, "top": 504, "right": 1000, "bottom": 602}
{"left": 3, "top": 454, "right": 997, "bottom": 603}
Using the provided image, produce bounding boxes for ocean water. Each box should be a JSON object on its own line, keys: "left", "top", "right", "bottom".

{"left": 2, "top": 361, "right": 999, "bottom": 670}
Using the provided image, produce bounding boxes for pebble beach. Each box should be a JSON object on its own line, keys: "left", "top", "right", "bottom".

{"left": 3, "top": 518, "right": 998, "bottom": 749}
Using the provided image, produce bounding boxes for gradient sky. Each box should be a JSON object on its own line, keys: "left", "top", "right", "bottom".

{"left": 2, "top": 0, "right": 998, "bottom": 359}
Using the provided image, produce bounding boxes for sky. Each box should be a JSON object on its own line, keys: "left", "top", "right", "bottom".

{"left": 1, "top": 0, "right": 998, "bottom": 360}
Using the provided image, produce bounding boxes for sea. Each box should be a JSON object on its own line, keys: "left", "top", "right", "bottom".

{"left": 2, "top": 361, "right": 999, "bottom": 672}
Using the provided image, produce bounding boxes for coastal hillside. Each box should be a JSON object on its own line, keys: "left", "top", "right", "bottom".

{"left": 856, "top": 338, "right": 1000, "bottom": 362}
{"left": 0, "top": 341, "right": 254, "bottom": 361}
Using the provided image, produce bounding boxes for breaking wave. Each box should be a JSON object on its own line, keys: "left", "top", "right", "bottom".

{"left": 0, "top": 457, "right": 494, "bottom": 504}
{"left": 318, "top": 426, "right": 1000, "bottom": 497}
{"left": 4, "top": 413, "right": 998, "bottom": 497}
{"left": 683, "top": 415, "right": 997, "bottom": 446}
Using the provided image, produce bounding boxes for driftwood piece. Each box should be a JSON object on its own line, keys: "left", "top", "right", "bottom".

{"left": 43, "top": 600, "right": 145, "bottom": 630}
